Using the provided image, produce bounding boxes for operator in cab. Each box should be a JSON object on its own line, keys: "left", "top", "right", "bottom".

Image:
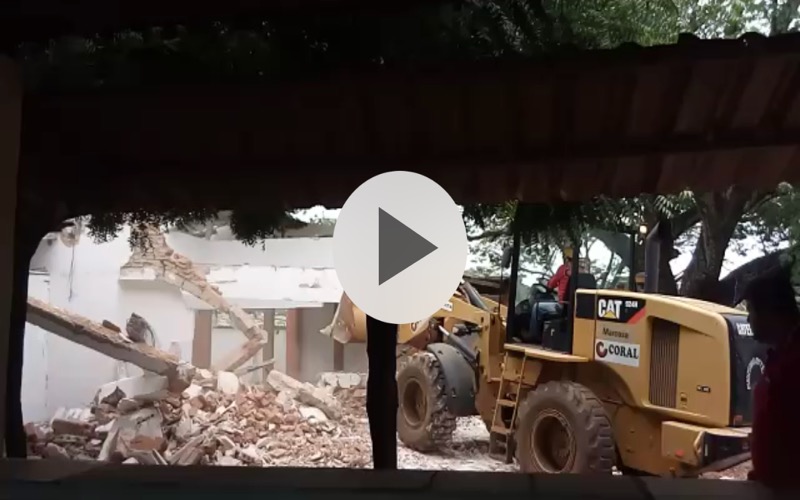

{"left": 548, "top": 247, "right": 573, "bottom": 303}
{"left": 741, "top": 263, "right": 800, "bottom": 489}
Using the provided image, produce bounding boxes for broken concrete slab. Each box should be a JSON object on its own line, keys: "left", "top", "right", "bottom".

{"left": 216, "top": 435, "right": 236, "bottom": 452}
{"left": 182, "top": 384, "right": 204, "bottom": 399}
{"left": 266, "top": 370, "right": 306, "bottom": 394}
{"left": 97, "top": 407, "right": 165, "bottom": 462}
{"left": 51, "top": 418, "right": 93, "bottom": 437}
{"left": 27, "top": 298, "right": 195, "bottom": 391}
{"left": 317, "top": 372, "right": 366, "bottom": 390}
{"left": 216, "top": 371, "right": 240, "bottom": 395}
{"left": 217, "top": 455, "right": 242, "bottom": 466}
{"left": 169, "top": 434, "right": 205, "bottom": 466}
{"left": 96, "top": 374, "right": 170, "bottom": 404}
{"left": 298, "top": 406, "right": 328, "bottom": 424}
{"left": 117, "top": 399, "right": 142, "bottom": 414}
{"left": 51, "top": 407, "right": 93, "bottom": 423}
{"left": 297, "top": 386, "right": 342, "bottom": 421}
{"left": 43, "top": 442, "right": 71, "bottom": 460}
{"left": 266, "top": 370, "right": 342, "bottom": 420}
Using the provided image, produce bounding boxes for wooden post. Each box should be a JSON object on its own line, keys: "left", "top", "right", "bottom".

{"left": 366, "top": 315, "right": 397, "bottom": 469}
{"left": 191, "top": 310, "right": 213, "bottom": 368}
{"left": 0, "top": 57, "right": 21, "bottom": 458}
{"left": 285, "top": 309, "right": 301, "bottom": 379}
{"left": 262, "top": 309, "right": 275, "bottom": 382}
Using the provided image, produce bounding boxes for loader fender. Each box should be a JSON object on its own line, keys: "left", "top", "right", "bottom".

{"left": 425, "top": 342, "right": 476, "bottom": 417}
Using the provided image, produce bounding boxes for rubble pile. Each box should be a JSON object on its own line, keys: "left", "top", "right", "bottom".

{"left": 25, "top": 370, "right": 372, "bottom": 468}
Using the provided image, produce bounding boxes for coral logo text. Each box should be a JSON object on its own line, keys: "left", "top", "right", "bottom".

{"left": 594, "top": 339, "right": 640, "bottom": 367}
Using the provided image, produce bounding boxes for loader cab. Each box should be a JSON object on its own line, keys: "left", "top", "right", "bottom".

{"left": 503, "top": 213, "right": 639, "bottom": 355}
{"left": 506, "top": 256, "right": 599, "bottom": 353}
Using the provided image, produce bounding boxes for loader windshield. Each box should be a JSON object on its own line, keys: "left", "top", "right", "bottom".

{"left": 505, "top": 226, "right": 640, "bottom": 344}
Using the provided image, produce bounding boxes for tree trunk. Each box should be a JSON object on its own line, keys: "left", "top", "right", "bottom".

{"left": 680, "top": 190, "right": 750, "bottom": 302}
{"left": 591, "top": 227, "right": 678, "bottom": 294}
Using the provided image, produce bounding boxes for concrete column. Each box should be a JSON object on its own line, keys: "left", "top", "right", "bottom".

{"left": 0, "top": 57, "right": 21, "bottom": 457}
{"left": 191, "top": 310, "right": 213, "bottom": 368}
{"left": 285, "top": 309, "right": 301, "bottom": 379}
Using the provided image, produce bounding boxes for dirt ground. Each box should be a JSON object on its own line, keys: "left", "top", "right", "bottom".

{"left": 397, "top": 417, "right": 516, "bottom": 472}
{"left": 26, "top": 371, "right": 751, "bottom": 480}
{"left": 395, "top": 416, "right": 751, "bottom": 479}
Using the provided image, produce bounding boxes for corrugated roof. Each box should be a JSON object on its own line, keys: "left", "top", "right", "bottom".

{"left": 20, "top": 33, "right": 800, "bottom": 215}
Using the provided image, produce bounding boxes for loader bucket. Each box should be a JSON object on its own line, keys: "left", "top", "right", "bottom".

{"left": 320, "top": 292, "right": 367, "bottom": 343}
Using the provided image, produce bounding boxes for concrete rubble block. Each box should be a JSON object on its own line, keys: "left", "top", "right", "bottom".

{"left": 266, "top": 369, "right": 342, "bottom": 419}
{"left": 43, "top": 443, "right": 71, "bottom": 460}
{"left": 182, "top": 384, "right": 204, "bottom": 399}
{"left": 317, "top": 372, "right": 366, "bottom": 390}
{"left": 238, "top": 444, "right": 263, "bottom": 464}
{"left": 168, "top": 363, "right": 196, "bottom": 394}
{"left": 216, "top": 371, "right": 241, "bottom": 395}
{"left": 169, "top": 434, "right": 205, "bottom": 466}
{"left": 266, "top": 370, "right": 306, "bottom": 395}
{"left": 117, "top": 399, "right": 142, "bottom": 414}
{"left": 51, "top": 418, "right": 94, "bottom": 437}
{"left": 174, "top": 416, "right": 199, "bottom": 441}
{"left": 193, "top": 369, "right": 217, "bottom": 389}
{"left": 298, "top": 406, "right": 328, "bottom": 424}
{"left": 275, "top": 391, "right": 296, "bottom": 413}
{"left": 24, "top": 422, "right": 51, "bottom": 442}
{"left": 52, "top": 407, "right": 93, "bottom": 423}
{"left": 216, "top": 435, "right": 236, "bottom": 452}
{"left": 96, "top": 374, "right": 170, "bottom": 404}
{"left": 98, "top": 407, "right": 164, "bottom": 462}
{"left": 296, "top": 386, "right": 342, "bottom": 421}
{"left": 217, "top": 456, "right": 242, "bottom": 466}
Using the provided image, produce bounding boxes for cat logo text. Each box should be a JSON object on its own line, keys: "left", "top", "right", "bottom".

{"left": 597, "top": 298, "right": 622, "bottom": 320}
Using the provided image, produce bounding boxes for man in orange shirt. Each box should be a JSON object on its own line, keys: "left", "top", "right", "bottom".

{"left": 548, "top": 247, "right": 573, "bottom": 303}
{"left": 740, "top": 264, "right": 800, "bottom": 489}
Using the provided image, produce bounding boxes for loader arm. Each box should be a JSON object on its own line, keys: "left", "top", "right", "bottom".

{"left": 321, "top": 285, "right": 494, "bottom": 354}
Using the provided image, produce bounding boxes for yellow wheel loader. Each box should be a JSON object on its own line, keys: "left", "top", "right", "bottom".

{"left": 322, "top": 216, "right": 765, "bottom": 477}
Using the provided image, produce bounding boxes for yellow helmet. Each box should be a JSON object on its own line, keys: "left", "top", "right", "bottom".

{"left": 563, "top": 247, "right": 574, "bottom": 259}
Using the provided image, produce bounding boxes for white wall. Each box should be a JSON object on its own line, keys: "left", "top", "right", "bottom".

{"left": 22, "top": 273, "right": 50, "bottom": 423}
{"left": 297, "top": 305, "right": 368, "bottom": 382}
{"left": 167, "top": 232, "right": 334, "bottom": 268}
{"left": 24, "top": 228, "right": 195, "bottom": 421}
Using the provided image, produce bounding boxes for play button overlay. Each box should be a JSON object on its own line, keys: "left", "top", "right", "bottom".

{"left": 378, "top": 208, "right": 437, "bottom": 285}
{"left": 334, "top": 171, "right": 468, "bottom": 325}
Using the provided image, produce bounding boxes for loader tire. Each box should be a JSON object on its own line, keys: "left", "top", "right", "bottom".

{"left": 515, "top": 381, "right": 615, "bottom": 474}
{"left": 396, "top": 351, "right": 457, "bottom": 452}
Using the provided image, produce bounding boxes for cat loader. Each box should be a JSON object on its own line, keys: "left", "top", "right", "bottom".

{"left": 322, "top": 214, "right": 766, "bottom": 477}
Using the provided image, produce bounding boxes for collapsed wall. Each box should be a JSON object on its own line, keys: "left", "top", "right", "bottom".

{"left": 122, "top": 224, "right": 269, "bottom": 371}
{"left": 25, "top": 366, "right": 369, "bottom": 468}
